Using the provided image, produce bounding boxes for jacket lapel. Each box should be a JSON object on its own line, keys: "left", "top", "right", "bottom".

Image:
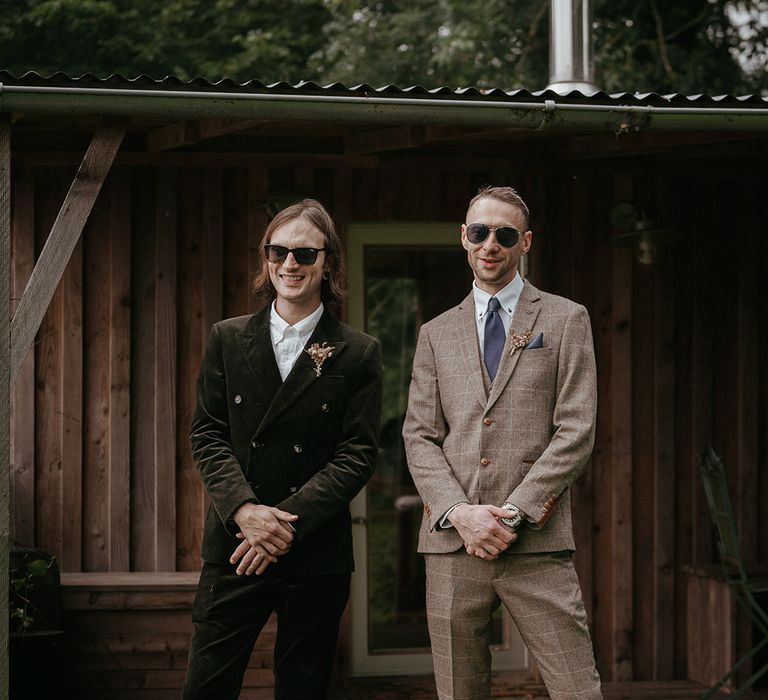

{"left": 485, "top": 281, "right": 542, "bottom": 413}
{"left": 255, "top": 309, "right": 347, "bottom": 437}
{"left": 456, "top": 291, "right": 488, "bottom": 409}
{"left": 236, "top": 307, "right": 283, "bottom": 401}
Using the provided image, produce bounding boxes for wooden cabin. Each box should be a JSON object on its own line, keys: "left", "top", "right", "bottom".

{"left": 1, "top": 72, "right": 767, "bottom": 698}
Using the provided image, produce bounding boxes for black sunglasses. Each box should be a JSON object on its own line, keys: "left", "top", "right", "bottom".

{"left": 264, "top": 245, "right": 328, "bottom": 266}
{"left": 465, "top": 223, "right": 521, "bottom": 248}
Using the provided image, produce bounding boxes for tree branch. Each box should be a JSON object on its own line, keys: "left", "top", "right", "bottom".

{"left": 528, "top": 0, "right": 549, "bottom": 39}
{"left": 664, "top": 1, "right": 712, "bottom": 42}
{"left": 650, "top": 0, "right": 676, "bottom": 78}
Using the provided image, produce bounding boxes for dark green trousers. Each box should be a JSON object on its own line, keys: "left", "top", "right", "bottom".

{"left": 183, "top": 563, "right": 350, "bottom": 700}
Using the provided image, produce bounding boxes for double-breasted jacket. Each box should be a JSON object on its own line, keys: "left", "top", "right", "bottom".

{"left": 190, "top": 307, "right": 382, "bottom": 576}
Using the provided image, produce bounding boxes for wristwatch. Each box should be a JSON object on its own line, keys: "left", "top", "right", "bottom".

{"left": 500, "top": 503, "right": 525, "bottom": 530}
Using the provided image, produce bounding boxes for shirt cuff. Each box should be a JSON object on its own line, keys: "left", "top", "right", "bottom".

{"left": 437, "top": 502, "right": 468, "bottom": 529}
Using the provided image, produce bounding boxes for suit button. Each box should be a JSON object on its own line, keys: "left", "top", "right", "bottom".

{"left": 480, "top": 458, "right": 490, "bottom": 466}
{"left": 321, "top": 403, "right": 330, "bottom": 412}
{"left": 294, "top": 444, "right": 303, "bottom": 453}
{"left": 251, "top": 441, "right": 263, "bottom": 449}
{"left": 289, "top": 486, "right": 297, "bottom": 493}
{"left": 234, "top": 394, "right": 242, "bottom": 404}
{"left": 483, "top": 418, "right": 493, "bottom": 426}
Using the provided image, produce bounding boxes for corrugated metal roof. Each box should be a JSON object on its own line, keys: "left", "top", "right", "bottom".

{"left": 2, "top": 70, "right": 766, "bottom": 109}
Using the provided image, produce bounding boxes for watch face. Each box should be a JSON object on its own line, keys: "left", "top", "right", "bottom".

{"left": 501, "top": 514, "right": 523, "bottom": 529}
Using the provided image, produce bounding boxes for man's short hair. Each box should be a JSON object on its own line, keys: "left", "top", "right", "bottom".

{"left": 468, "top": 186, "right": 530, "bottom": 230}
{"left": 253, "top": 198, "right": 346, "bottom": 306}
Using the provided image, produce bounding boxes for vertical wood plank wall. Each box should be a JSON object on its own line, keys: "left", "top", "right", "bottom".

{"left": 8, "top": 162, "right": 768, "bottom": 682}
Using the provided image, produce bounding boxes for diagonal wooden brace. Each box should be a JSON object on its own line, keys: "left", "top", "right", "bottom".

{"left": 9, "top": 117, "right": 127, "bottom": 386}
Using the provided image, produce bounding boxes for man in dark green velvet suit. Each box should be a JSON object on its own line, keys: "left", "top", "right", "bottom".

{"left": 182, "top": 199, "right": 382, "bottom": 700}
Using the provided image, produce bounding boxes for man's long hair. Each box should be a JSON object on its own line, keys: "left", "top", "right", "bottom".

{"left": 252, "top": 198, "right": 346, "bottom": 306}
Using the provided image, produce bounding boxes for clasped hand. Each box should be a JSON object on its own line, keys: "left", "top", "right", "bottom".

{"left": 230, "top": 502, "right": 299, "bottom": 576}
{"left": 448, "top": 504, "right": 517, "bottom": 560}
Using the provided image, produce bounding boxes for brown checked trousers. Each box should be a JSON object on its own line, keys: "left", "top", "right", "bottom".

{"left": 404, "top": 282, "right": 601, "bottom": 699}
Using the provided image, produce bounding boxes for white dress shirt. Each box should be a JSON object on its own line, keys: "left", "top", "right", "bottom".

{"left": 472, "top": 273, "right": 524, "bottom": 361}
{"left": 269, "top": 302, "right": 324, "bottom": 381}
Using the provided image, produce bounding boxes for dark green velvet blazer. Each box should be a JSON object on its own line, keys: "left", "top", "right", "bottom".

{"left": 190, "top": 307, "right": 382, "bottom": 576}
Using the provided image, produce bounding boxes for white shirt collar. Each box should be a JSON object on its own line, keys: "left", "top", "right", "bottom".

{"left": 473, "top": 274, "right": 524, "bottom": 319}
{"left": 270, "top": 301, "right": 324, "bottom": 342}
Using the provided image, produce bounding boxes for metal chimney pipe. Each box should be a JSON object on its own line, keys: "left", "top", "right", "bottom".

{"left": 547, "top": 0, "right": 598, "bottom": 94}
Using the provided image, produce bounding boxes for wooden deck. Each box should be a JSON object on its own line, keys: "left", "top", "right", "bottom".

{"left": 49, "top": 679, "right": 764, "bottom": 700}
{"left": 328, "top": 675, "right": 742, "bottom": 700}
{"left": 50, "top": 574, "right": 768, "bottom": 700}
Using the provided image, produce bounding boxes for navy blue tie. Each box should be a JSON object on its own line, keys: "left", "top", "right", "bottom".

{"left": 484, "top": 297, "right": 505, "bottom": 380}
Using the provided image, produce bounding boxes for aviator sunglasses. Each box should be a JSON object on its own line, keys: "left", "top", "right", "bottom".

{"left": 264, "top": 245, "right": 328, "bottom": 266}
{"left": 465, "top": 223, "right": 521, "bottom": 248}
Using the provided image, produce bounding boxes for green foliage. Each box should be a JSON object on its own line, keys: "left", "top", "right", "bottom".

{"left": 0, "top": 0, "right": 764, "bottom": 93}
{"left": 592, "top": 0, "right": 766, "bottom": 95}
{"left": 311, "top": 0, "right": 549, "bottom": 89}
{"left": 366, "top": 277, "right": 418, "bottom": 427}
{"left": 312, "top": 0, "right": 766, "bottom": 93}
{"left": 310, "top": 0, "right": 549, "bottom": 87}
{"left": 154, "top": 0, "right": 332, "bottom": 81}
{"left": 0, "top": 0, "right": 331, "bottom": 82}
{"left": 0, "top": 0, "right": 149, "bottom": 77}
{"left": 9, "top": 553, "right": 56, "bottom": 633}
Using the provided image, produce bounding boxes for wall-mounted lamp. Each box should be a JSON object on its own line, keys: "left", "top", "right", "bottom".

{"left": 609, "top": 202, "right": 677, "bottom": 266}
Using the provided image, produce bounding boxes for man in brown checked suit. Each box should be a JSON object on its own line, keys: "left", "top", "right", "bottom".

{"left": 403, "top": 186, "right": 601, "bottom": 699}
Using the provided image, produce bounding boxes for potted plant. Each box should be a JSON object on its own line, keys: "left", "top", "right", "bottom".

{"left": 8, "top": 542, "right": 63, "bottom": 699}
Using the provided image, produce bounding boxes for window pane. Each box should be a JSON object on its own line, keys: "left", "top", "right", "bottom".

{"left": 364, "top": 246, "right": 504, "bottom": 653}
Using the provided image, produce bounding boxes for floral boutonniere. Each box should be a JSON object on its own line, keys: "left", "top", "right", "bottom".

{"left": 509, "top": 331, "right": 533, "bottom": 356}
{"left": 306, "top": 342, "right": 336, "bottom": 377}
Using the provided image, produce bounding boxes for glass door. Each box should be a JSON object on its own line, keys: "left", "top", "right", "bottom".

{"left": 347, "top": 223, "right": 528, "bottom": 676}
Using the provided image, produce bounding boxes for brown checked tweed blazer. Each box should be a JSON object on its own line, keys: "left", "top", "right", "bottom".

{"left": 403, "top": 281, "right": 597, "bottom": 554}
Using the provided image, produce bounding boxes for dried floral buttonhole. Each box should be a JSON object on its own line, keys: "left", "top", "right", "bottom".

{"left": 509, "top": 331, "right": 533, "bottom": 356}
{"left": 306, "top": 342, "right": 335, "bottom": 377}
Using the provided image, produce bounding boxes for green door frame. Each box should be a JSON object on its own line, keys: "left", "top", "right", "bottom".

{"left": 345, "top": 221, "right": 528, "bottom": 677}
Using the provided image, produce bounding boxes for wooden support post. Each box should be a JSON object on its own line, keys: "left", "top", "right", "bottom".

{"left": 9, "top": 117, "right": 127, "bottom": 385}
{"left": 1, "top": 113, "right": 12, "bottom": 700}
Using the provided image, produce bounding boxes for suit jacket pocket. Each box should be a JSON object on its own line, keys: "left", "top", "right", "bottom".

{"left": 523, "top": 347, "right": 553, "bottom": 357}
{"left": 516, "top": 347, "right": 556, "bottom": 388}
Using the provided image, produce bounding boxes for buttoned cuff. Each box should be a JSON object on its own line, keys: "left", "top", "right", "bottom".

{"left": 505, "top": 492, "right": 560, "bottom": 528}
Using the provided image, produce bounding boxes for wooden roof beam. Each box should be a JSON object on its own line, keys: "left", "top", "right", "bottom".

{"left": 147, "top": 117, "right": 271, "bottom": 151}
{"left": 342, "top": 125, "right": 510, "bottom": 154}
{"left": 343, "top": 125, "right": 545, "bottom": 155}
{"left": 560, "top": 130, "right": 765, "bottom": 159}
{"left": 422, "top": 126, "right": 525, "bottom": 143}
{"left": 147, "top": 120, "right": 197, "bottom": 151}
{"left": 344, "top": 126, "right": 426, "bottom": 154}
